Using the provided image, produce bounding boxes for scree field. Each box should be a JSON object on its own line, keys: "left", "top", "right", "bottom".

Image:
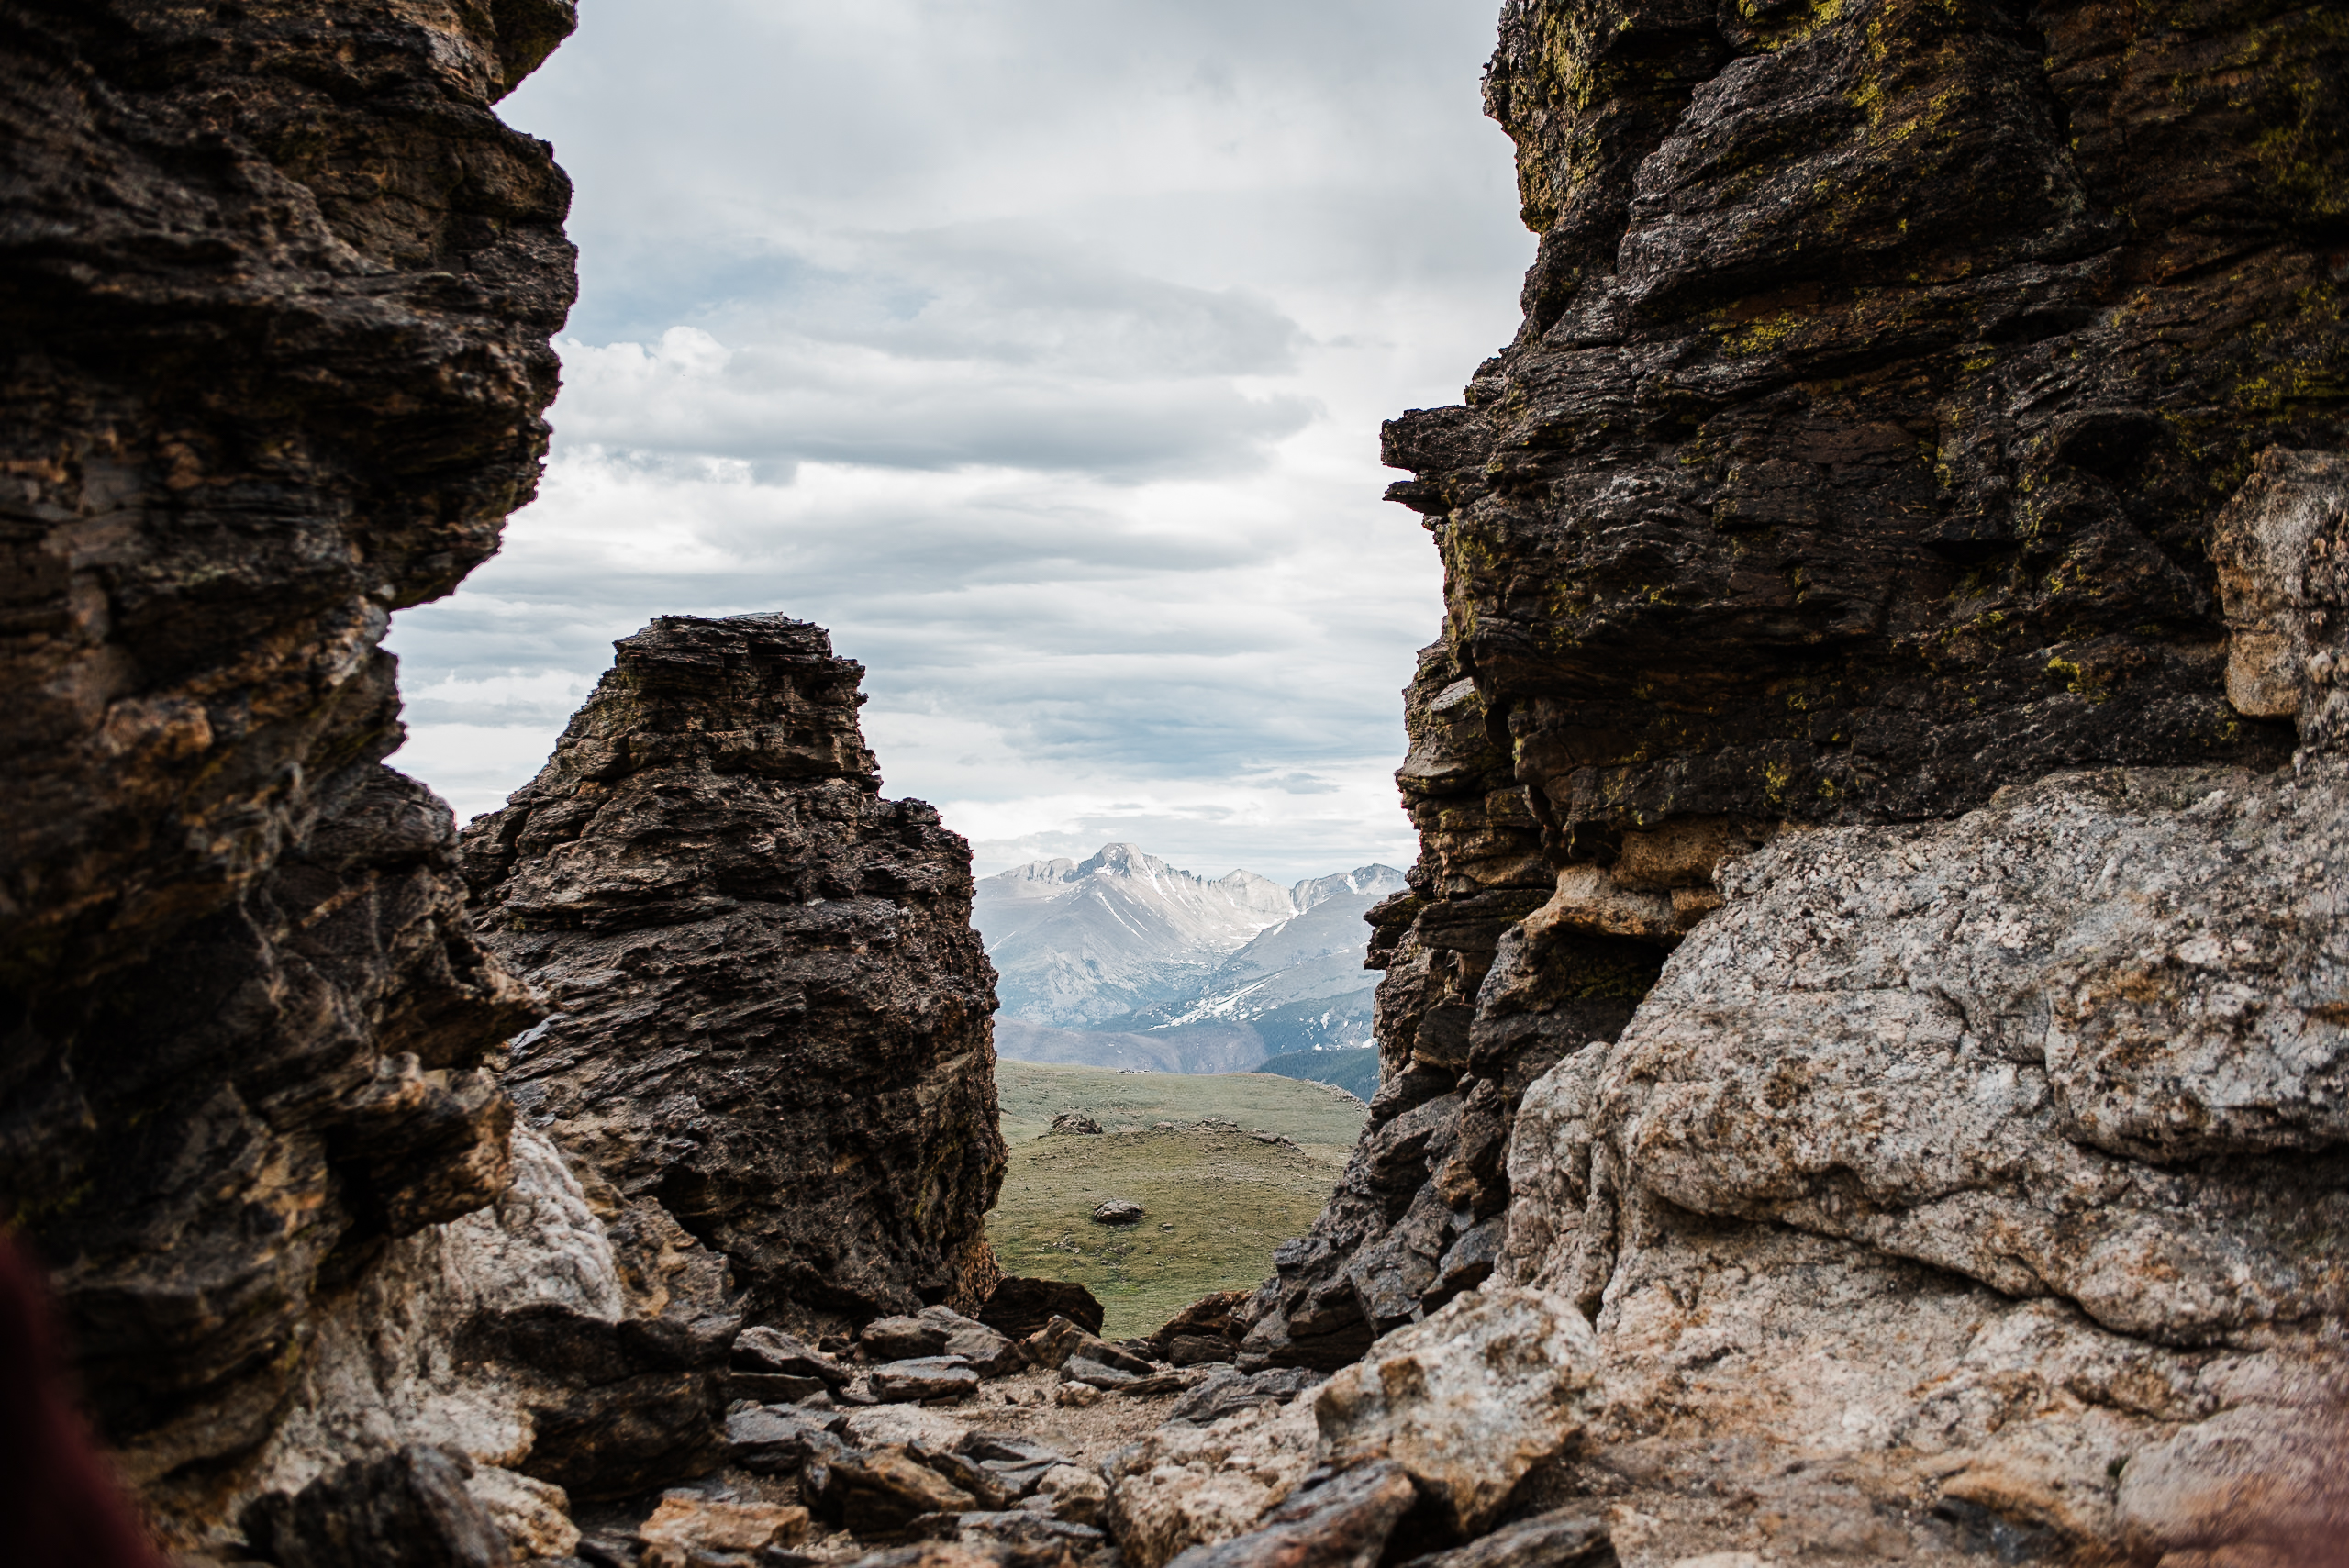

{"left": 987, "top": 1059, "right": 1370, "bottom": 1339}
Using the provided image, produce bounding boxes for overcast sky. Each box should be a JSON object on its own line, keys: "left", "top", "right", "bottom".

{"left": 385, "top": 0, "right": 1532, "bottom": 882}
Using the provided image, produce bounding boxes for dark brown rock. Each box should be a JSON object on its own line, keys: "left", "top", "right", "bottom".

{"left": 980, "top": 1278, "right": 1105, "bottom": 1339}
{"left": 460, "top": 613, "right": 1008, "bottom": 1332}
{"left": 240, "top": 1446, "right": 511, "bottom": 1568}
{"left": 1148, "top": 1290, "right": 1251, "bottom": 1364}
{"left": 0, "top": 0, "right": 575, "bottom": 1536}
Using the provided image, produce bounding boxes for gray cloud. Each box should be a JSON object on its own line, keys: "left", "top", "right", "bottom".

{"left": 387, "top": 0, "right": 1531, "bottom": 879}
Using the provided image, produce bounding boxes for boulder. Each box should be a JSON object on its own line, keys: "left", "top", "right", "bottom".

{"left": 871, "top": 1357, "right": 981, "bottom": 1404}
{"left": 1103, "top": 1398, "right": 1322, "bottom": 1568}
{"left": 1091, "top": 1199, "right": 1144, "bottom": 1225}
{"left": 1048, "top": 1113, "right": 1105, "bottom": 1136}
{"left": 240, "top": 1447, "right": 511, "bottom": 1568}
{"left": 1159, "top": 1462, "right": 1418, "bottom": 1568}
{"left": 982, "top": 1278, "right": 1105, "bottom": 1339}
{"left": 1030, "top": 1317, "right": 1153, "bottom": 1378}
{"left": 1314, "top": 1287, "right": 1597, "bottom": 1536}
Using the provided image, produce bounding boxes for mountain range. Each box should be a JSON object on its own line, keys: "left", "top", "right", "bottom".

{"left": 972, "top": 843, "right": 1406, "bottom": 1074}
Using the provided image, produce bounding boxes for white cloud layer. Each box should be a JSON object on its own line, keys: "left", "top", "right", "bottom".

{"left": 386, "top": 0, "right": 1531, "bottom": 881}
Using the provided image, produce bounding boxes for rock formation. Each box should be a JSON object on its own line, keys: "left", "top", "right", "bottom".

{"left": 460, "top": 613, "right": 1008, "bottom": 1333}
{"left": 1230, "top": 0, "right": 2349, "bottom": 1560}
{"left": 0, "top": 0, "right": 574, "bottom": 1541}
{"left": 1252, "top": 0, "right": 2348, "bottom": 1375}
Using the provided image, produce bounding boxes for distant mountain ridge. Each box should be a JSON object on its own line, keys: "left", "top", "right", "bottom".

{"left": 973, "top": 843, "right": 1407, "bottom": 1073}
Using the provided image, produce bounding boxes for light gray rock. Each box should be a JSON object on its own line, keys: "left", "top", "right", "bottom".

{"left": 1104, "top": 1398, "right": 1322, "bottom": 1568}
{"left": 863, "top": 1315, "right": 953, "bottom": 1362}
{"left": 1313, "top": 1287, "right": 1597, "bottom": 1535}
{"left": 1093, "top": 1198, "right": 1146, "bottom": 1225}
{"left": 870, "top": 1357, "right": 981, "bottom": 1404}
{"left": 1575, "top": 762, "right": 2349, "bottom": 1343}
{"left": 916, "top": 1304, "right": 1022, "bottom": 1377}
{"left": 1491, "top": 759, "right": 2349, "bottom": 1563}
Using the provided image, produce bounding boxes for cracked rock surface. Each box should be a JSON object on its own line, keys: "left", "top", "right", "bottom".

{"left": 461, "top": 613, "right": 1008, "bottom": 1333}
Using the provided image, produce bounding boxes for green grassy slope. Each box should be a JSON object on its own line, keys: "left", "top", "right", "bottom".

{"left": 986, "top": 1060, "right": 1368, "bottom": 1338}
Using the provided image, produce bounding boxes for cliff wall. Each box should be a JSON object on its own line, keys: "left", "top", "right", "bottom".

{"left": 1239, "top": 0, "right": 2348, "bottom": 1559}
{"left": 0, "top": 0, "right": 577, "bottom": 1532}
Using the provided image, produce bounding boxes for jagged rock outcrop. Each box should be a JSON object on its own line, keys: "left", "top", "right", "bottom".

{"left": 1264, "top": 0, "right": 2347, "bottom": 1384}
{"left": 459, "top": 613, "right": 1008, "bottom": 1334}
{"left": 1222, "top": 0, "right": 2349, "bottom": 1559}
{"left": 0, "top": 0, "right": 575, "bottom": 1542}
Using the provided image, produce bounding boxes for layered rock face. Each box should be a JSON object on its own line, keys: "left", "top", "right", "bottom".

{"left": 460, "top": 614, "right": 1008, "bottom": 1334}
{"left": 1265, "top": 0, "right": 2347, "bottom": 1377}
{"left": 1232, "top": 0, "right": 2349, "bottom": 1559}
{"left": 0, "top": 0, "right": 575, "bottom": 1536}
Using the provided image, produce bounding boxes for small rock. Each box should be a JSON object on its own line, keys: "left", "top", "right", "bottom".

{"left": 1170, "top": 1367, "right": 1322, "bottom": 1427}
{"left": 959, "top": 1433, "right": 1076, "bottom": 1498}
{"left": 1401, "top": 1508, "right": 1611, "bottom": 1568}
{"left": 1314, "top": 1286, "right": 1597, "bottom": 1536}
{"left": 1048, "top": 1112, "right": 1104, "bottom": 1136}
{"left": 872, "top": 1356, "right": 980, "bottom": 1403}
{"left": 464, "top": 1465, "right": 579, "bottom": 1561}
{"left": 829, "top": 1448, "right": 979, "bottom": 1534}
{"left": 980, "top": 1276, "right": 1106, "bottom": 1338}
{"left": 1031, "top": 1465, "right": 1109, "bottom": 1528}
{"left": 1030, "top": 1315, "right": 1154, "bottom": 1378}
{"left": 638, "top": 1495, "right": 811, "bottom": 1563}
{"left": 1091, "top": 1199, "right": 1144, "bottom": 1225}
{"left": 847, "top": 1402, "right": 974, "bottom": 1452}
{"left": 917, "top": 1304, "right": 1023, "bottom": 1377}
{"left": 1115, "top": 1368, "right": 1210, "bottom": 1397}
{"left": 928, "top": 1510, "right": 1107, "bottom": 1552}
{"left": 1052, "top": 1381, "right": 1102, "bottom": 1408}
{"left": 729, "top": 1371, "right": 830, "bottom": 1403}
{"left": 726, "top": 1405, "right": 853, "bottom": 1474}
{"left": 1160, "top": 1462, "right": 1416, "bottom": 1568}
{"left": 863, "top": 1315, "right": 953, "bottom": 1360}
{"left": 734, "top": 1325, "right": 852, "bottom": 1386}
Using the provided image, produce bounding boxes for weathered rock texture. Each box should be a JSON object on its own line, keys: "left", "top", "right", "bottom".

{"left": 1502, "top": 757, "right": 2348, "bottom": 1564}
{"left": 0, "top": 0, "right": 575, "bottom": 1541}
{"left": 1264, "top": 0, "right": 2349, "bottom": 1385}
{"left": 460, "top": 613, "right": 1008, "bottom": 1333}
{"left": 1246, "top": 0, "right": 2347, "bottom": 1559}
